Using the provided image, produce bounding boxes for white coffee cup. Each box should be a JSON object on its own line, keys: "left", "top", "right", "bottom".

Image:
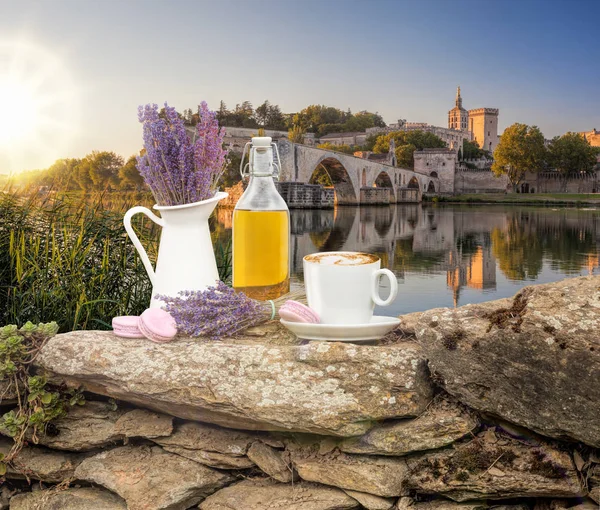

{"left": 303, "top": 251, "right": 398, "bottom": 324}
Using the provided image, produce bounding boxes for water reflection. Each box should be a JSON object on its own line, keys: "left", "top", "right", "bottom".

{"left": 285, "top": 205, "right": 600, "bottom": 314}
{"left": 215, "top": 204, "right": 600, "bottom": 314}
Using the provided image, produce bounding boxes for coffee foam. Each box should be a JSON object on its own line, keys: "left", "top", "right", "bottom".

{"left": 304, "top": 252, "right": 379, "bottom": 266}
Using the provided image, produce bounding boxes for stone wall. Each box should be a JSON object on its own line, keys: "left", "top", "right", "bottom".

{"left": 2, "top": 276, "right": 600, "bottom": 509}
{"left": 414, "top": 149, "right": 456, "bottom": 194}
{"left": 454, "top": 169, "right": 509, "bottom": 193}
{"left": 360, "top": 187, "right": 391, "bottom": 205}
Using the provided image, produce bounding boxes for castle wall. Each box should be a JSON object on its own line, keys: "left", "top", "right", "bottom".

{"left": 455, "top": 169, "right": 509, "bottom": 193}
{"left": 414, "top": 149, "right": 456, "bottom": 194}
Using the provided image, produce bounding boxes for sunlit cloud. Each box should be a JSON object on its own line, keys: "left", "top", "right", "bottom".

{"left": 0, "top": 38, "right": 81, "bottom": 174}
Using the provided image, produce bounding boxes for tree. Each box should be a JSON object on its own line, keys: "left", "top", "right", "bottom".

{"left": 118, "top": 155, "right": 145, "bottom": 190}
{"left": 492, "top": 123, "right": 547, "bottom": 192}
{"left": 317, "top": 142, "right": 355, "bottom": 154}
{"left": 255, "top": 100, "right": 270, "bottom": 127}
{"left": 372, "top": 130, "right": 446, "bottom": 169}
{"left": 219, "top": 151, "right": 242, "bottom": 189}
{"left": 548, "top": 132, "right": 598, "bottom": 191}
{"left": 84, "top": 151, "right": 124, "bottom": 191}
{"left": 288, "top": 125, "right": 305, "bottom": 144}
{"left": 461, "top": 140, "right": 489, "bottom": 160}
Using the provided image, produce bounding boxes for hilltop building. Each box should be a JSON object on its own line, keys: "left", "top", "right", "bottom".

{"left": 447, "top": 86, "right": 500, "bottom": 152}
{"left": 448, "top": 86, "right": 469, "bottom": 131}
{"left": 580, "top": 129, "right": 600, "bottom": 147}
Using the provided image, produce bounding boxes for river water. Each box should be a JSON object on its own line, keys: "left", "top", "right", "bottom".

{"left": 216, "top": 204, "right": 600, "bottom": 317}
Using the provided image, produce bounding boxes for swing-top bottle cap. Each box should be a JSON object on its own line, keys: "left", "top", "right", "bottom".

{"left": 251, "top": 136, "right": 272, "bottom": 147}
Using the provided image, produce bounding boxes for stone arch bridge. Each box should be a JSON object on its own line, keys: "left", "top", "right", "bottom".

{"left": 275, "top": 140, "right": 439, "bottom": 204}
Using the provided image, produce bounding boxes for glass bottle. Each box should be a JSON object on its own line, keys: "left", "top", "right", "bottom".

{"left": 232, "top": 137, "right": 290, "bottom": 300}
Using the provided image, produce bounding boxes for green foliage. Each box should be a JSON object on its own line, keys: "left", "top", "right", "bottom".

{"left": 372, "top": 131, "right": 447, "bottom": 169}
{"left": 316, "top": 142, "right": 356, "bottom": 154}
{"left": 288, "top": 125, "right": 306, "bottom": 144}
{"left": 548, "top": 132, "right": 598, "bottom": 191}
{"left": 0, "top": 190, "right": 232, "bottom": 331}
{"left": 119, "top": 155, "right": 145, "bottom": 190}
{"left": 309, "top": 166, "right": 333, "bottom": 186}
{"left": 461, "top": 140, "right": 490, "bottom": 160}
{"left": 292, "top": 105, "right": 385, "bottom": 137}
{"left": 0, "top": 321, "right": 86, "bottom": 474}
{"left": 491, "top": 123, "right": 547, "bottom": 189}
{"left": 219, "top": 152, "right": 242, "bottom": 189}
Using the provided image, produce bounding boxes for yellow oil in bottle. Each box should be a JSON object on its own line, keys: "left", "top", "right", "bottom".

{"left": 232, "top": 209, "right": 290, "bottom": 300}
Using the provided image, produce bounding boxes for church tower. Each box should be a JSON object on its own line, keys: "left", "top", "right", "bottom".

{"left": 448, "top": 86, "right": 469, "bottom": 132}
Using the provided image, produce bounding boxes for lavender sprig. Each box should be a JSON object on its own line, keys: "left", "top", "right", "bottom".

{"left": 157, "top": 282, "right": 273, "bottom": 339}
{"left": 136, "top": 102, "right": 228, "bottom": 206}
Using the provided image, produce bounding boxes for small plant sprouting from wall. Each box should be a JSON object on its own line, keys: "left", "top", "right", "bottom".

{"left": 0, "top": 321, "right": 85, "bottom": 476}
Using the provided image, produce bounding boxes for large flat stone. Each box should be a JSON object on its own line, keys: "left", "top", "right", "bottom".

{"left": 290, "top": 442, "right": 408, "bottom": 498}
{"left": 404, "top": 429, "right": 583, "bottom": 501}
{"left": 36, "top": 331, "right": 433, "bottom": 436}
{"left": 0, "top": 438, "right": 84, "bottom": 482}
{"left": 74, "top": 445, "right": 233, "bottom": 510}
{"left": 10, "top": 488, "right": 127, "bottom": 510}
{"left": 199, "top": 478, "right": 360, "bottom": 510}
{"left": 344, "top": 489, "right": 395, "bottom": 509}
{"left": 12, "top": 401, "right": 173, "bottom": 451}
{"left": 152, "top": 421, "right": 256, "bottom": 470}
{"left": 339, "top": 397, "right": 478, "bottom": 456}
{"left": 415, "top": 276, "right": 600, "bottom": 447}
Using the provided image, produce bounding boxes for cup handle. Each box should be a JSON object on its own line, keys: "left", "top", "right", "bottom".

{"left": 123, "top": 206, "right": 165, "bottom": 287}
{"left": 371, "top": 269, "right": 398, "bottom": 307}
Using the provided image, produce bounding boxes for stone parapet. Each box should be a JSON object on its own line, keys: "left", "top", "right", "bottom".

{"left": 2, "top": 276, "right": 600, "bottom": 508}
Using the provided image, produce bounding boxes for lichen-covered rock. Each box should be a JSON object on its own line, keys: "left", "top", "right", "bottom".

{"left": 340, "top": 397, "right": 478, "bottom": 456}
{"left": 344, "top": 489, "right": 395, "bottom": 509}
{"left": 36, "top": 331, "right": 433, "bottom": 436}
{"left": 247, "top": 441, "right": 295, "bottom": 482}
{"left": 405, "top": 430, "right": 583, "bottom": 501}
{"left": 74, "top": 445, "right": 233, "bottom": 510}
{"left": 199, "top": 478, "right": 360, "bottom": 510}
{"left": 416, "top": 276, "right": 600, "bottom": 447}
{"left": 14, "top": 401, "right": 173, "bottom": 451}
{"left": 290, "top": 444, "right": 408, "bottom": 497}
{"left": 589, "top": 464, "right": 600, "bottom": 503}
{"left": 153, "top": 421, "right": 256, "bottom": 469}
{"left": 0, "top": 438, "right": 84, "bottom": 482}
{"left": 10, "top": 487, "right": 127, "bottom": 510}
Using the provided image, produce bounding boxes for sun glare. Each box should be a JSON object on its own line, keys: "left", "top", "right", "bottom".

{"left": 0, "top": 40, "right": 81, "bottom": 174}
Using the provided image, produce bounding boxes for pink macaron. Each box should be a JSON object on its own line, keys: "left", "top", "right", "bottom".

{"left": 138, "top": 308, "right": 178, "bottom": 343}
{"left": 112, "top": 316, "right": 145, "bottom": 338}
{"left": 279, "top": 300, "right": 320, "bottom": 324}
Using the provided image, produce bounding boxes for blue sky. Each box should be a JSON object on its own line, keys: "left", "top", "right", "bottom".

{"left": 0, "top": 0, "right": 598, "bottom": 172}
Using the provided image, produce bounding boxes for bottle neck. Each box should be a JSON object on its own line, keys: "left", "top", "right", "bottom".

{"left": 250, "top": 148, "right": 275, "bottom": 178}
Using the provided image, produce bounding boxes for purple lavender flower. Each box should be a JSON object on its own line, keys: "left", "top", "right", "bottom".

{"left": 157, "top": 282, "right": 272, "bottom": 339}
{"left": 137, "top": 102, "right": 228, "bottom": 206}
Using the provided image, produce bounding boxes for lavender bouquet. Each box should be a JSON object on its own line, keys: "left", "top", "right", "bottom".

{"left": 137, "top": 102, "right": 227, "bottom": 206}
{"left": 158, "top": 282, "right": 305, "bottom": 340}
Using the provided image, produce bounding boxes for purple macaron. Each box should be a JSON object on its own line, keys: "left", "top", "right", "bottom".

{"left": 138, "top": 308, "right": 178, "bottom": 343}
{"left": 279, "top": 300, "right": 320, "bottom": 324}
{"left": 112, "top": 316, "right": 145, "bottom": 338}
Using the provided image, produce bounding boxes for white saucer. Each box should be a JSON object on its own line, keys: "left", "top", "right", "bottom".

{"left": 280, "top": 316, "right": 401, "bottom": 342}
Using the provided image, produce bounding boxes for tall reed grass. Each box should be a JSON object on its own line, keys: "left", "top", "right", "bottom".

{"left": 0, "top": 189, "right": 231, "bottom": 332}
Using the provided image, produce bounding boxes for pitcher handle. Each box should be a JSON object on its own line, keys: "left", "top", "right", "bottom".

{"left": 123, "top": 206, "right": 165, "bottom": 287}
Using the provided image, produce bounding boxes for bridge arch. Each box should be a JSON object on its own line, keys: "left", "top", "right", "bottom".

{"left": 309, "top": 156, "right": 357, "bottom": 205}
{"left": 407, "top": 176, "right": 420, "bottom": 189}
{"left": 374, "top": 171, "right": 395, "bottom": 201}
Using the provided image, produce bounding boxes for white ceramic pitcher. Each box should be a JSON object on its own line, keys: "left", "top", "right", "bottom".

{"left": 124, "top": 192, "right": 228, "bottom": 308}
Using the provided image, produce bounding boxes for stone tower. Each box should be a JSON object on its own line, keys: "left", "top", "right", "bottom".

{"left": 448, "top": 86, "right": 469, "bottom": 132}
{"left": 468, "top": 108, "right": 499, "bottom": 152}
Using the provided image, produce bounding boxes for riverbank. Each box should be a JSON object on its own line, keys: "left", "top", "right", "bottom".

{"left": 427, "top": 192, "right": 600, "bottom": 206}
